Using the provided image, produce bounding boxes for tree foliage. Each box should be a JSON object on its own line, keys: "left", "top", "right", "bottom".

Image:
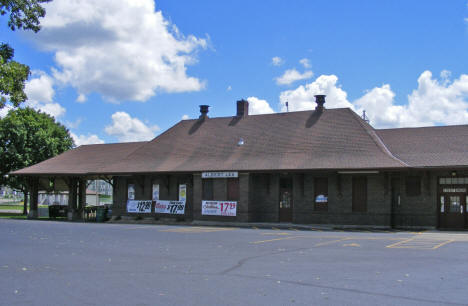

{"left": 0, "top": 0, "right": 51, "bottom": 109}
{"left": 0, "top": 107, "right": 74, "bottom": 193}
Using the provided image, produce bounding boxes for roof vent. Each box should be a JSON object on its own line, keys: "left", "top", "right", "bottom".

{"left": 199, "top": 105, "right": 209, "bottom": 118}
{"left": 236, "top": 99, "right": 249, "bottom": 117}
{"left": 314, "top": 95, "right": 326, "bottom": 111}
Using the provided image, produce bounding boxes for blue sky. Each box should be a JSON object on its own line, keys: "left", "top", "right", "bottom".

{"left": 1, "top": 0, "right": 468, "bottom": 145}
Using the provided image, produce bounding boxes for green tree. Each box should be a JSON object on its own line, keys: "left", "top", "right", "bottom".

{"left": 0, "top": 107, "right": 74, "bottom": 214}
{"left": 0, "top": 0, "right": 51, "bottom": 109}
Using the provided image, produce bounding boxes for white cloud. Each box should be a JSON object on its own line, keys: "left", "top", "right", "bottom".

{"left": 276, "top": 69, "right": 313, "bottom": 86}
{"left": 34, "top": 0, "right": 207, "bottom": 102}
{"left": 76, "top": 94, "right": 87, "bottom": 103}
{"left": 227, "top": 85, "right": 232, "bottom": 91}
{"left": 105, "top": 111, "right": 160, "bottom": 142}
{"left": 272, "top": 56, "right": 283, "bottom": 66}
{"left": 299, "top": 58, "right": 311, "bottom": 68}
{"left": 71, "top": 132, "right": 105, "bottom": 146}
{"left": 24, "top": 71, "right": 66, "bottom": 118}
{"left": 279, "top": 71, "right": 468, "bottom": 128}
{"left": 279, "top": 74, "right": 352, "bottom": 112}
{"left": 246, "top": 97, "right": 274, "bottom": 115}
{"left": 181, "top": 114, "right": 189, "bottom": 120}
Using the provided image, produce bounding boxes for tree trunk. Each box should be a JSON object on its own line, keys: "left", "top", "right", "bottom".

{"left": 23, "top": 191, "right": 28, "bottom": 215}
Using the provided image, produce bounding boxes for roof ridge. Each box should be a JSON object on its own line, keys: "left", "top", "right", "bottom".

{"left": 377, "top": 123, "right": 468, "bottom": 131}
{"left": 346, "top": 109, "right": 410, "bottom": 167}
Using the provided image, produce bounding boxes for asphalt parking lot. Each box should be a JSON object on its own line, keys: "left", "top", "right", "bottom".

{"left": 1, "top": 219, "right": 468, "bottom": 306}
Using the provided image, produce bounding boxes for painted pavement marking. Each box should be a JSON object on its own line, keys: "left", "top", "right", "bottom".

{"left": 386, "top": 238, "right": 455, "bottom": 250}
{"left": 160, "top": 226, "right": 236, "bottom": 233}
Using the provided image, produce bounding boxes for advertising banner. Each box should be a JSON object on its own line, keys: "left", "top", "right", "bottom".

{"left": 127, "top": 184, "right": 135, "bottom": 200}
{"left": 127, "top": 200, "right": 152, "bottom": 213}
{"left": 202, "top": 200, "right": 237, "bottom": 216}
{"left": 155, "top": 200, "right": 186, "bottom": 215}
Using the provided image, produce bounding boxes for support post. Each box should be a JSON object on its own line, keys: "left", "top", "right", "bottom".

{"left": 27, "top": 178, "right": 39, "bottom": 219}
{"left": 78, "top": 178, "right": 86, "bottom": 219}
{"left": 67, "top": 178, "right": 78, "bottom": 220}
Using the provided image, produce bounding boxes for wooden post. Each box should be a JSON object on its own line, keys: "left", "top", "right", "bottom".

{"left": 67, "top": 178, "right": 78, "bottom": 220}
{"left": 27, "top": 177, "right": 39, "bottom": 219}
{"left": 78, "top": 178, "right": 86, "bottom": 219}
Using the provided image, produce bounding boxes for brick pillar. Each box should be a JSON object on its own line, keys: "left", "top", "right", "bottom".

{"left": 78, "top": 178, "right": 86, "bottom": 219}
{"left": 27, "top": 177, "right": 39, "bottom": 219}
{"left": 67, "top": 178, "right": 78, "bottom": 220}
{"left": 238, "top": 173, "right": 250, "bottom": 222}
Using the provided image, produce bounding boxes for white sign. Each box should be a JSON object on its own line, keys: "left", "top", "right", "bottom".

{"left": 202, "top": 172, "right": 238, "bottom": 178}
{"left": 155, "top": 200, "right": 185, "bottom": 215}
{"left": 179, "top": 184, "right": 187, "bottom": 202}
{"left": 128, "top": 184, "right": 135, "bottom": 200}
{"left": 127, "top": 200, "right": 152, "bottom": 213}
{"left": 202, "top": 200, "right": 237, "bottom": 216}
{"left": 152, "top": 184, "right": 159, "bottom": 201}
{"left": 443, "top": 188, "right": 466, "bottom": 193}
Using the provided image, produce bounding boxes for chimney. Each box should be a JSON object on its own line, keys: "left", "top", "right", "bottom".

{"left": 236, "top": 99, "right": 249, "bottom": 117}
{"left": 314, "top": 95, "right": 326, "bottom": 111}
{"left": 199, "top": 105, "right": 209, "bottom": 118}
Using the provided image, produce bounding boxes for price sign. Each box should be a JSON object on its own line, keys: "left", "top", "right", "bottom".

{"left": 127, "top": 200, "right": 152, "bottom": 213}
{"left": 202, "top": 200, "right": 237, "bottom": 216}
{"left": 155, "top": 200, "right": 185, "bottom": 215}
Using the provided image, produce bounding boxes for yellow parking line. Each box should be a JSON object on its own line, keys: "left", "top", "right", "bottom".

{"left": 432, "top": 239, "right": 454, "bottom": 249}
{"left": 261, "top": 232, "right": 291, "bottom": 236}
{"left": 251, "top": 236, "right": 305, "bottom": 244}
{"left": 313, "top": 238, "right": 350, "bottom": 247}
{"left": 386, "top": 237, "right": 415, "bottom": 248}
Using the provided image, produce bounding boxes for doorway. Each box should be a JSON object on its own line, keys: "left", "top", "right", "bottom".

{"left": 439, "top": 193, "right": 466, "bottom": 229}
{"left": 279, "top": 177, "right": 293, "bottom": 222}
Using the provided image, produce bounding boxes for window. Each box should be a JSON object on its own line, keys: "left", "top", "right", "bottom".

{"left": 314, "top": 177, "right": 328, "bottom": 211}
{"left": 352, "top": 177, "right": 367, "bottom": 212}
{"left": 227, "top": 178, "right": 239, "bottom": 201}
{"left": 406, "top": 176, "right": 421, "bottom": 197}
{"left": 152, "top": 184, "right": 159, "bottom": 201}
{"left": 202, "top": 179, "right": 213, "bottom": 200}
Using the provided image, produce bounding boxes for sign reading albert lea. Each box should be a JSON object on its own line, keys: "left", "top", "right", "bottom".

{"left": 202, "top": 172, "right": 238, "bottom": 178}
{"left": 155, "top": 200, "right": 186, "bottom": 215}
{"left": 127, "top": 200, "right": 152, "bottom": 213}
{"left": 202, "top": 200, "right": 237, "bottom": 216}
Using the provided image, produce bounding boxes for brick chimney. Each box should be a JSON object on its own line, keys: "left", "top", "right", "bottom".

{"left": 199, "top": 105, "right": 209, "bottom": 118}
{"left": 314, "top": 95, "right": 326, "bottom": 111}
{"left": 236, "top": 99, "right": 249, "bottom": 117}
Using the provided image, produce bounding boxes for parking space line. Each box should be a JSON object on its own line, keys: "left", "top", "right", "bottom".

{"left": 160, "top": 227, "right": 235, "bottom": 233}
{"left": 432, "top": 239, "right": 455, "bottom": 249}
{"left": 386, "top": 237, "right": 454, "bottom": 250}
{"left": 250, "top": 236, "right": 305, "bottom": 244}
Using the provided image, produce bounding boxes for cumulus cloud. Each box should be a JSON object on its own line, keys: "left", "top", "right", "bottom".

{"left": 181, "top": 114, "right": 189, "bottom": 120}
{"left": 33, "top": 0, "right": 207, "bottom": 102}
{"left": 24, "top": 71, "right": 66, "bottom": 118}
{"left": 279, "top": 74, "right": 352, "bottom": 111}
{"left": 105, "top": 111, "right": 160, "bottom": 142}
{"left": 0, "top": 105, "right": 12, "bottom": 118}
{"left": 71, "top": 132, "right": 105, "bottom": 146}
{"left": 299, "top": 58, "right": 311, "bottom": 68}
{"left": 280, "top": 71, "right": 468, "bottom": 128}
{"left": 271, "top": 56, "right": 283, "bottom": 66}
{"left": 246, "top": 97, "right": 274, "bottom": 115}
{"left": 227, "top": 85, "right": 232, "bottom": 91}
{"left": 276, "top": 69, "right": 313, "bottom": 86}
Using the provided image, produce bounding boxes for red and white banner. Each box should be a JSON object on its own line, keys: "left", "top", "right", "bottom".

{"left": 155, "top": 200, "right": 185, "bottom": 215}
{"left": 202, "top": 200, "right": 237, "bottom": 216}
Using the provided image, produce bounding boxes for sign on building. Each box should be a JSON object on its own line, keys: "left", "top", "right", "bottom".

{"left": 155, "top": 200, "right": 185, "bottom": 215}
{"left": 128, "top": 184, "right": 135, "bottom": 200}
{"left": 127, "top": 200, "right": 152, "bottom": 213}
{"left": 179, "top": 184, "right": 186, "bottom": 201}
{"left": 202, "top": 172, "right": 238, "bottom": 178}
{"left": 152, "top": 184, "right": 159, "bottom": 200}
{"left": 202, "top": 200, "right": 237, "bottom": 216}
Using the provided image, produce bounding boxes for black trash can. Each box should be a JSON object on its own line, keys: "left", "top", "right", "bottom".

{"left": 96, "top": 206, "right": 107, "bottom": 223}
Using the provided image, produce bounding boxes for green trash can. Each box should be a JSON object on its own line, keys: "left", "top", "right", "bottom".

{"left": 96, "top": 206, "right": 107, "bottom": 223}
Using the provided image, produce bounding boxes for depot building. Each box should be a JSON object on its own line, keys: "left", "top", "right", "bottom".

{"left": 12, "top": 96, "right": 468, "bottom": 229}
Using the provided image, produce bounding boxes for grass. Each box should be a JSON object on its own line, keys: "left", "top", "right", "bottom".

{"left": 0, "top": 204, "right": 48, "bottom": 211}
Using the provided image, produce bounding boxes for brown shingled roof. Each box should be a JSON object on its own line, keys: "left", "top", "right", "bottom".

{"left": 97, "top": 108, "right": 407, "bottom": 173}
{"left": 377, "top": 125, "right": 468, "bottom": 167}
{"left": 11, "top": 141, "right": 146, "bottom": 176}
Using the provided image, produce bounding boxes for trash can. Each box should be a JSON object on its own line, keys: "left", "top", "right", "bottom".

{"left": 49, "top": 205, "right": 68, "bottom": 219}
{"left": 96, "top": 206, "right": 107, "bottom": 223}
